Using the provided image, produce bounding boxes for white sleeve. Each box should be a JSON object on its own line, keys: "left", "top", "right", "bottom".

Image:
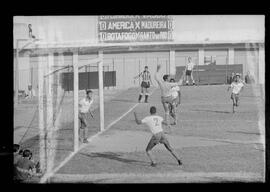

{"left": 141, "top": 117, "right": 147, "bottom": 124}
{"left": 169, "top": 82, "right": 178, "bottom": 88}
{"left": 89, "top": 99, "right": 94, "bottom": 106}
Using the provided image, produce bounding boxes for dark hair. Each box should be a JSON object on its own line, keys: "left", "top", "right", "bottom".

{"left": 170, "top": 78, "right": 175, "bottom": 82}
{"left": 86, "top": 89, "right": 92, "bottom": 94}
{"left": 145, "top": 66, "right": 148, "bottom": 69}
{"left": 19, "top": 149, "right": 24, "bottom": 155}
{"left": 22, "top": 149, "right": 31, "bottom": 158}
{"left": 150, "top": 106, "right": 156, "bottom": 114}
{"left": 13, "top": 144, "right": 20, "bottom": 153}
{"left": 163, "top": 75, "right": 169, "bottom": 81}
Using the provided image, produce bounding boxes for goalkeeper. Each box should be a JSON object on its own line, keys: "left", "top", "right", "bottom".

{"left": 78, "top": 89, "right": 94, "bottom": 143}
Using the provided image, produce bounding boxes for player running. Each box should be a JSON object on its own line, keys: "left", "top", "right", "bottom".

{"left": 154, "top": 64, "right": 184, "bottom": 126}
{"left": 168, "top": 77, "right": 182, "bottom": 125}
{"left": 78, "top": 89, "right": 94, "bottom": 143}
{"left": 134, "top": 66, "right": 153, "bottom": 103}
{"left": 227, "top": 73, "right": 244, "bottom": 113}
{"left": 134, "top": 106, "right": 182, "bottom": 167}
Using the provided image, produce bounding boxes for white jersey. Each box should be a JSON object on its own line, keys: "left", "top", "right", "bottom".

{"left": 170, "top": 86, "right": 180, "bottom": 99}
{"left": 186, "top": 62, "right": 194, "bottom": 71}
{"left": 230, "top": 82, "right": 244, "bottom": 94}
{"left": 79, "top": 98, "right": 93, "bottom": 113}
{"left": 154, "top": 73, "right": 179, "bottom": 97}
{"left": 141, "top": 115, "right": 163, "bottom": 135}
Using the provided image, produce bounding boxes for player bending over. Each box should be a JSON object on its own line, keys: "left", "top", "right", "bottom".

{"left": 134, "top": 106, "right": 182, "bottom": 167}
{"left": 227, "top": 73, "right": 244, "bottom": 113}
{"left": 154, "top": 64, "right": 185, "bottom": 126}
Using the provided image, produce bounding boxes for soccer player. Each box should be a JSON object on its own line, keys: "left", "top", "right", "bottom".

{"left": 168, "top": 78, "right": 182, "bottom": 125}
{"left": 184, "top": 57, "right": 195, "bottom": 85}
{"left": 78, "top": 89, "right": 94, "bottom": 143}
{"left": 227, "top": 73, "right": 244, "bottom": 113}
{"left": 28, "top": 24, "right": 35, "bottom": 39}
{"left": 169, "top": 78, "right": 181, "bottom": 107}
{"left": 134, "top": 106, "right": 182, "bottom": 167}
{"left": 154, "top": 64, "right": 184, "bottom": 126}
{"left": 134, "top": 66, "right": 153, "bottom": 103}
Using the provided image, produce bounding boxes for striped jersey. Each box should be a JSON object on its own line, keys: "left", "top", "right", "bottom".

{"left": 140, "top": 71, "right": 151, "bottom": 82}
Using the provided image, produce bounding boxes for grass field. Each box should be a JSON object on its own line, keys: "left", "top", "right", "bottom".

{"left": 35, "top": 84, "right": 265, "bottom": 183}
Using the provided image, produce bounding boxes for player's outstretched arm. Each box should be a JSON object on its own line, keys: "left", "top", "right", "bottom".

{"left": 134, "top": 75, "right": 139, "bottom": 79}
{"left": 227, "top": 86, "right": 231, "bottom": 91}
{"left": 134, "top": 112, "right": 142, "bottom": 125}
{"left": 154, "top": 64, "right": 162, "bottom": 86}
{"left": 134, "top": 72, "right": 143, "bottom": 79}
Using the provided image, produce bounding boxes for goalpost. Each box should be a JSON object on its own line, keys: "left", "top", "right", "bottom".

{"left": 37, "top": 48, "right": 105, "bottom": 174}
{"left": 72, "top": 50, "right": 104, "bottom": 151}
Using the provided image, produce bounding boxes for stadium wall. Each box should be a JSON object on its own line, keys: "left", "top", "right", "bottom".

{"left": 14, "top": 42, "right": 264, "bottom": 94}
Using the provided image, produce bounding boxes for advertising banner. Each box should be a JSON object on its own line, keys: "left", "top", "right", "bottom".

{"left": 98, "top": 15, "right": 173, "bottom": 43}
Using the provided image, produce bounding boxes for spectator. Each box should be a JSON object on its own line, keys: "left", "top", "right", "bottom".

{"left": 229, "top": 72, "right": 235, "bottom": 84}
{"left": 13, "top": 144, "right": 22, "bottom": 165}
{"left": 245, "top": 71, "right": 255, "bottom": 84}
{"left": 14, "top": 149, "right": 42, "bottom": 183}
{"left": 14, "top": 144, "right": 23, "bottom": 181}
{"left": 25, "top": 85, "right": 36, "bottom": 99}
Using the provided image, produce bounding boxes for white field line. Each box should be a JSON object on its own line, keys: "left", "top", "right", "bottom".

{"left": 179, "top": 102, "right": 259, "bottom": 106}
{"left": 40, "top": 88, "right": 156, "bottom": 183}
{"left": 198, "top": 138, "right": 263, "bottom": 145}
{"left": 178, "top": 119, "right": 258, "bottom": 123}
{"left": 51, "top": 171, "right": 263, "bottom": 183}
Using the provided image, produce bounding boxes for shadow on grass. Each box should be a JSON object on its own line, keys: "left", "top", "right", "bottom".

{"left": 14, "top": 126, "right": 24, "bottom": 131}
{"left": 110, "top": 99, "right": 137, "bottom": 103}
{"left": 227, "top": 131, "right": 261, "bottom": 135}
{"left": 204, "top": 176, "right": 258, "bottom": 183}
{"left": 191, "top": 109, "right": 231, "bottom": 114}
{"left": 79, "top": 152, "right": 149, "bottom": 166}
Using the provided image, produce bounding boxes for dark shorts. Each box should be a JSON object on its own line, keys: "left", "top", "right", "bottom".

{"left": 141, "top": 81, "right": 150, "bottom": 88}
{"left": 79, "top": 112, "right": 88, "bottom": 128}
{"left": 146, "top": 132, "right": 170, "bottom": 151}
{"left": 231, "top": 93, "right": 239, "bottom": 100}
{"left": 186, "top": 70, "right": 192, "bottom": 76}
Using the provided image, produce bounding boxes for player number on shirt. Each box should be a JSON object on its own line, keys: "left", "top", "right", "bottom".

{"left": 153, "top": 118, "right": 160, "bottom": 126}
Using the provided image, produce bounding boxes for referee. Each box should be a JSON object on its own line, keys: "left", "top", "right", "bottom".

{"left": 134, "top": 66, "right": 153, "bottom": 103}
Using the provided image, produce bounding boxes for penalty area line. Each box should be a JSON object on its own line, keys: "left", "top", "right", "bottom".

{"left": 40, "top": 88, "right": 156, "bottom": 183}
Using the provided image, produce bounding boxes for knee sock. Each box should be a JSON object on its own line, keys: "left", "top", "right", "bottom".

{"left": 83, "top": 128, "right": 88, "bottom": 139}
{"left": 165, "top": 112, "right": 170, "bottom": 125}
{"left": 138, "top": 93, "right": 143, "bottom": 101}
{"left": 145, "top": 94, "right": 149, "bottom": 102}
